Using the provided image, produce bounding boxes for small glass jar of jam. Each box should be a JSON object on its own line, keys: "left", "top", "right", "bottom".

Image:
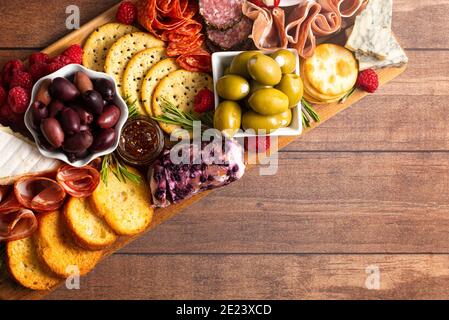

{"left": 117, "top": 116, "right": 165, "bottom": 166}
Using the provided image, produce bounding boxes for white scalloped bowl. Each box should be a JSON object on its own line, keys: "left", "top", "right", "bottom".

{"left": 24, "top": 64, "right": 129, "bottom": 168}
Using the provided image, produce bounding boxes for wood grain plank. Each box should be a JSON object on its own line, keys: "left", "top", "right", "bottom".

{"left": 0, "top": 50, "right": 35, "bottom": 66}
{"left": 0, "top": 0, "right": 447, "bottom": 49}
{"left": 45, "top": 254, "right": 449, "bottom": 300}
{"left": 120, "top": 152, "right": 449, "bottom": 254}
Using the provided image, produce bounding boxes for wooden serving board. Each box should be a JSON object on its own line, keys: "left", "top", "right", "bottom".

{"left": 0, "top": 2, "right": 407, "bottom": 300}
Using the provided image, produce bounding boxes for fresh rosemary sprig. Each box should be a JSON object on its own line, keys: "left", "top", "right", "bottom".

{"left": 101, "top": 153, "right": 142, "bottom": 185}
{"left": 339, "top": 87, "right": 356, "bottom": 104}
{"left": 151, "top": 97, "right": 213, "bottom": 130}
{"left": 123, "top": 95, "right": 139, "bottom": 119}
{"left": 301, "top": 98, "right": 321, "bottom": 128}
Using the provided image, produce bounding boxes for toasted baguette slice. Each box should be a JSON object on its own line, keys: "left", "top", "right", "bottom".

{"left": 7, "top": 237, "right": 61, "bottom": 291}
{"left": 90, "top": 167, "right": 153, "bottom": 236}
{"left": 63, "top": 197, "right": 117, "bottom": 251}
{"left": 35, "top": 211, "right": 103, "bottom": 277}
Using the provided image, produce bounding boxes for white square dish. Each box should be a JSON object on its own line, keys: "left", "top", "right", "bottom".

{"left": 212, "top": 49, "right": 303, "bottom": 138}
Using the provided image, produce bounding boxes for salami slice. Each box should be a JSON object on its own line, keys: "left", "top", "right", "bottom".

{"left": 14, "top": 177, "right": 66, "bottom": 212}
{"left": 167, "top": 33, "right": 205, "bottom": 57}
{"left": 177, "top": 47, "right": 212, "bottom": 73}
{"left": 199, "top": 0, "right": 244, "bottom": 30}
{"left": 56, "top": 165, "right": 100, "bottom": 198}
{"left": 207, "top": 17, "right": 253, "bottom": 50}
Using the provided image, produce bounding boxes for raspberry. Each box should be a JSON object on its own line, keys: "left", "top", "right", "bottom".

{"left": 194, "top": 89, "right": 215, "bottom": 113}
{"left": 356, "top": 69, "right": 379, "bottom": 93}
{"left": 245, "top": 136, "right": 271, "bottom": 153}
{"left": 62, "top": 44, "right": 83, "bottom": 64}
{"left": 0, "top": 86, "right": 6, "bottom": 106}
{"left": 2, "top": 59, "right": 26, "bottom": 87}
{"left": 116, "top": 1, "right": 137, "bottom": 25}
{"left": 8, "top": 87, "right": 30, "bottom": 114}
{"left": 29, "top": 52, "right": 50, "bottom": 66}
{"left": 47, "top": 55, "right": 72, "bottom": 74}
{"left": 30, "top": 63, "right": 50, "bottom": 82}
{"left": 10, "top": 70, "right": 33, "bottom": 89}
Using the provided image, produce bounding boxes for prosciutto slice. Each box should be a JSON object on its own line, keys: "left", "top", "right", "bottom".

{"left": 56, "top": 165, "right": 100, "bottom": 198}
{"left": 243, "top": 0, "right": 366, "bottom": 58}
{"left": 14, "top": 177, "right": 66, "bottom": 212}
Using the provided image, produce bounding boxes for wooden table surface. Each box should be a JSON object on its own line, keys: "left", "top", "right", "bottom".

{"left": 1, "top": 0, "right": 448, "bottom": 300}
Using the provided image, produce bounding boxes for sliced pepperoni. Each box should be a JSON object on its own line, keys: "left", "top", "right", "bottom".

{"left": 14, "top": 177, "right": 66, "bottom": 212}
{"left": 167, "top": 33, "right": 205, "bottom": 57}
{"left": 0, "top": 208, "right": 37, "bottom": 242}
{"left": 56, "top": 165, "right": 100, "bottom": 198}
{"left": 177, "top": 46, "right": 212, "bottom": 73}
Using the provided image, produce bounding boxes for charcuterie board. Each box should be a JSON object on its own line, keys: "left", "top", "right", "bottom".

{"left": 0, "top": 0, "right": 407, "bottom": 300}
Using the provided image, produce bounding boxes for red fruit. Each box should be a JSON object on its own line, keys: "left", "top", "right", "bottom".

{"left": 10, "top": 70, "right": 33, "bottom": 89}
{"left": 356, "top": 69, "right": 379, "bottom": 93}
{"left": 2, "top": 59, "right": 26, "bottom": 87}
{"left": 0, "top": 86, "right": 6, "bottom": 106}
{"left": 0, "top": 103, "right": 13, "bottom": 126}
{"left": 47, "top": 55, "right": 72, "bottom": 74}
{"left": 29, "top": 52, "right": 50, "bottom": 66}
{"left": 8, "top": 87, "right": 30, "bottom": 114}
{"left": 62, "top": 44, "right": 83, "bottom": 64}
{"left": 116, "top": 1, "right": 137, "bottom": 25}
{"left": 30, "top": 63, "right": 50, "bottom": 82}
{"left": 250, "top": 0, "right": 280, "bottom": 8}
{"left": 194, "top": 89, "right": 215, "bottom": 113}
{"left": 245, "top": 136, "right": 271, "bottom": 153}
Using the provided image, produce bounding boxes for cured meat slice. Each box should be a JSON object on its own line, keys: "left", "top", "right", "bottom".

{"left": 199, "top": 0, "right": 244, "bottom": 30}
{"left": 56, "top": 165, "right": 100, "bottom": 198}
{"left": 207, "top": 17, "right": 253, "bottom": 50}
{"left": 14, "top": 177, "right": 66, "bottom": 212}
{"left": 0, "top": 208, "right": 37, "bottom": 242}
{"left": 176, "top": 46, "right": 212, "bottom": 73}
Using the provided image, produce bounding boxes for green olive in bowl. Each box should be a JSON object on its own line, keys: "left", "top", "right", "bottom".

{"left": 276, "top": 74, "right": 304, "bottom": 108}
{"left": 247, "top": 54, "right": 282, "bottom": 86}
{"left": 248, "top": 88, "right": 289, "bottom": 116}
{"left": 214, "top": 101, "right": 242, "bottom": 137}
{"left": 271, "top": 49, "right": 297, "bottom": 74}
{"left": 242, "top": 109, "right": 292, "bottom": 132}
{"left": 229, "top": 51, "right": 259, "bottom": 79}
{"left": 249, "top": 80, "right": 272, "bottom": 95}
{"left": 216, "top": 75, "right": 250, "bottom": 101}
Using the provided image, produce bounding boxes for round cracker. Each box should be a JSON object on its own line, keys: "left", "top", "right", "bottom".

{"left": 301, "top": 63, "right": 348, "bottom": 101}
{"left": 123, "top": 47, "right": 166, "bottom": 115}
{"left": 141, "top": 58, "right": 179, "bottom": 117}
{"left": 82, "top": 23, "right": 140, "bottom": 72}
{"left": 303, "top": 44, "right": 358, "bottom": 96}
{"left": 104, "top": 32, "right": 165, "bottom": 95}
{"left": 152, "top": 70, "right": 213, "bottom": 134}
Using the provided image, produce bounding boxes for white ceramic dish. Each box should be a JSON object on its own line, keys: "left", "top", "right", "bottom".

{"left": 212, "top": 49, "right": 303, "bottom": 138}
{"left": 24, "top": 64, "right": 129, "bottom": 168}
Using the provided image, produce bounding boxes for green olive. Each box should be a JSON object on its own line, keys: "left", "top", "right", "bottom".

{"left": 248, "top": 88, "right": 289, "bottom": 116}
{"left": 249, "top": 80, "right": 272, "bottom": 95}
{"left": 271, "top": 49, "right": 297, "bottom": 74}
{"left": 275, "top": 74, "right": 304, "bottom": 108}
{"left": 229, "top": 51, "right": 259, "bottom": 79}
{"left": 216, "top": 75, "right": 250, "bottom": 101}
{"left": 242, "top": 109, "right": 292, "bottom": 132}
{"left": 214, "top": 101, "right": 242, "bottom": 137}
{"left": 247, "top": 54, "right": 282, "bottom": 86}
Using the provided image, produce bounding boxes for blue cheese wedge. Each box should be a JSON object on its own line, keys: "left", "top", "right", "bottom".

{"left": 345, "top": 0, "right": 408, "bottom": 70}
{"left": 0, "top": 126, "right": 61, "bottom": 185}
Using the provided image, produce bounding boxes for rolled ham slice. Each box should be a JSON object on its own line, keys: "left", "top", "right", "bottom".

{"left": 56, "top": 165, "right": 100, "bottom": 198}
{"left": 14, "top": 177, "right": 66, "bottom": 212}
{"left": 0, "top": 208, "right": 38, "bottom": 242}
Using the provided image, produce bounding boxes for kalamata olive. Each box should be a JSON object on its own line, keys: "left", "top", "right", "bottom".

{"left": 97, "top": 105, "right": 121, "bottom": 129}
{"left": 71, "top": 105, "right": 93, "bottom": 125}
{"left": 60, "top": 108, "right": 81, "bottom": 135}
{"left": 67, "top": 149, "right": 90, "bottom": 162}
{"left": 79, "top": 124, "right": 91, "bottom": 132}
{"left": 90, "top": 128, "right": 116, "bottom": 152}
{"left": 50, "top": 77, "right": 80, "bottom": 102}
{"left": 74, "top": 72, "right": 93, "bottom": 94}
{"left": 40, "top": 118, "right": 65, "bottom": 148}
{"left": 35, "top": 79, "right": 52, "bottom": 106}
{"left": 31, "top": 101, "right": 49, "bottom": 129}
{"left": 63, "top": 131, "right": 93, "bottom": 153}
{"left": 49, "top": 100, "right": 65, "bottom": 117}
{"left": 82, "top": 90, "right": 104, "bottom": 115}
{"left": 94, "top": 79, "right": 116, "bottom": 102}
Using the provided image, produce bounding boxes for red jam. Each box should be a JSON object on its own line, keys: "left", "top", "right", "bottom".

{"left": 117, "top": 116, "right": 164, "bottom": 166}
